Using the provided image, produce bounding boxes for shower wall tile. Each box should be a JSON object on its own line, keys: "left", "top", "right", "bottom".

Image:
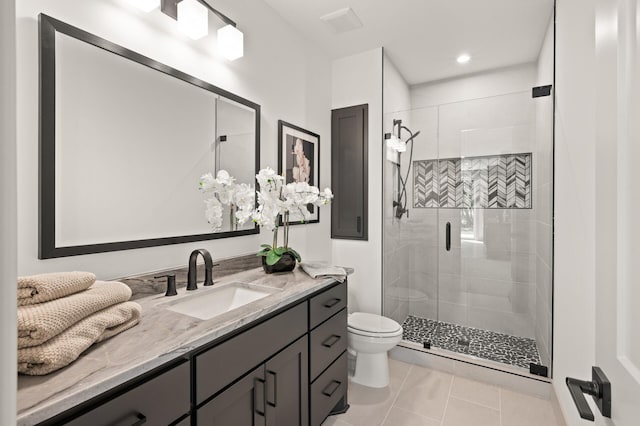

{"left": 439, "top": 301, "right": 469, "bottom": 327}
{"left": 438, "top": 273, "right": 466, "bottom": 305}
{"left": 439, "top": 158, "right": 463, "bottom": 207}
{"left": 467, "top": 308, "right": 535, "bottom": 339}
{"left": 409, "top": 298, "right": 438, "bottom": 320}
{"left": 413, "top": 160, "right": 439, "bottom": 208}
{"left": 413, "top": 153, "right": 532, "bottom": 209}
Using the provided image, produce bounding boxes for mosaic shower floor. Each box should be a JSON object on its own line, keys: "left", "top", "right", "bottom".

{"left": 401, "top": 315, "right": 542, "bottom": 370}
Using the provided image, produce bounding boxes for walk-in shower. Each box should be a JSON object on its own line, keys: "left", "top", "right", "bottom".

{"left": 382, "top": 4, "right": 554, "bottom": 376}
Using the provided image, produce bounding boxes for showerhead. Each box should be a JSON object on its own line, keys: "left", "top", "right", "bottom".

{"left": 404, "top": 130, "right": 421, "bottom": 145}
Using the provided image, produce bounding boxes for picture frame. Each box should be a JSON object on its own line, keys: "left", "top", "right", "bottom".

{"left": 277, "top": 120, "right": 320, "bottom": 225}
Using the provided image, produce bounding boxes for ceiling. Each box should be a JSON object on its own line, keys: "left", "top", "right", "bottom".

{"left": 262, "top": 0, "right": 554, "bottom": 85}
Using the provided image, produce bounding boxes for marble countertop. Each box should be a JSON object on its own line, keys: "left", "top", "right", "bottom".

{"left": 17, "top": 265, "right": 350, "bottom": 425}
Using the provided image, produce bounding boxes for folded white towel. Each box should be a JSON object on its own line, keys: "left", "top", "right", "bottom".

{"left": 300, "top": 262, "right": 347, "bottom": 282}
{"left": 18, "top": 301, "right": 142, "bottom": 376}
{"left": 18, "top": 271, "right": 96, "bottom": 306}
{"left": 18, "top": 281, "right": 132, "bottom": 349}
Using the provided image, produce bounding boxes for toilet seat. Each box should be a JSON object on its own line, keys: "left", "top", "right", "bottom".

{"left": 348, "top": 312, "right": 402, "bottom": 337}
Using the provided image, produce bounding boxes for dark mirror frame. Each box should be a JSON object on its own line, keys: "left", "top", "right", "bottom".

{"left": 38, "top": 14, "right": 260, "bottom": 259}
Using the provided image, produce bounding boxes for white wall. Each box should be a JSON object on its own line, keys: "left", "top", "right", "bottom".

{"left": 553, "top": 0, "right": 598, "bottom": 423}
{"left": 411, "top": 63, "right": 537, "bottom": 109}
{"left": 331, "top": 48, "right": 383, "bottom": 314}
{"left": 1, "top": 0, "right": 17, "bottom": 424}
{"left": 16, "top": 0, "right": 333, "bottom": 279}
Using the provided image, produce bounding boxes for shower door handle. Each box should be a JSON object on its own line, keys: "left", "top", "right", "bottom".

{"left": 446, "top": 222, "right": 451, "bottom": 251}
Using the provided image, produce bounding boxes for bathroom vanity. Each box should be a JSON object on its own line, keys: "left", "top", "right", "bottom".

{"left": 17, "top": 267, "right": 349, "bottom": 426}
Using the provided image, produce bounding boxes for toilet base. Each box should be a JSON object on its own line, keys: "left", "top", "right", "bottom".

{"left": 351, "top": 352, "right": 390, "bottom": 388}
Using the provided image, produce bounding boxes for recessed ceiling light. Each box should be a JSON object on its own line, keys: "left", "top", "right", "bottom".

{"left": 320, "top": 7, "right": 363, "bottom": 34}
{"left": 456, "top": 53, "right": 471, "bottom": 64}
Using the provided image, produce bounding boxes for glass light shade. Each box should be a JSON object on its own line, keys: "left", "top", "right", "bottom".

{"left": 178, "top": 0, "right": 209, "bottom": 40}
{"left": 131, "top": 0, "right": 160, "bottom": 12}
{"left": 218, "top": 25, "right": 244, "bottom": 60}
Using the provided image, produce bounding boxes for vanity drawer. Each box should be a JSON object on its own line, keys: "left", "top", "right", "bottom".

{"left": 66, "top": 362, "right": 190, "bottom": 426}
{"left": 195, "top": 302, "right": 307, "bottom": 404}
{"left": 309, "top": 282, "right": 347, "bottom": 329}
{"left": 310, "top": 352, "right": 348, "bottom": 426}
{"left": 310, "top": 309, "right": 347, "bottom": 380}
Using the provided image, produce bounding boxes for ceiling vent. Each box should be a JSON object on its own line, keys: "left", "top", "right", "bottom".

{"left": 320, "top": 7, "right": 363, "bottom": 34}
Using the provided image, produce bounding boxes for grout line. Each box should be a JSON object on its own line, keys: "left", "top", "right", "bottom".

{"left": 440, "top": 373, "right": 454, "bottom": 425}
{"left": 499, "top": 388, "right": 503, "bottom": 426}
{"left": 380, "top": 362, "right": 412, "bottom": 425}
{"left": 448, "top": 394, "right": 501, "bottom": 412}
{"left": 392, "top": 406, "right": 443, "bottom": 425}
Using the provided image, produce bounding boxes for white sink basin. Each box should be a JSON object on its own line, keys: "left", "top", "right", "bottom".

{"left": 162, "top": 282, "right": 280, "bottom": 321}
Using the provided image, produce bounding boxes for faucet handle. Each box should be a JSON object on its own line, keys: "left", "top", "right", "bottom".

{"left": 154, "top": 274, "right": 177, "bottom": 296}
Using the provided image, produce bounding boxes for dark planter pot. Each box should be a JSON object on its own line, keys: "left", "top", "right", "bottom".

{"left": 261, "top": 252, "right": 297, "bottom": 274}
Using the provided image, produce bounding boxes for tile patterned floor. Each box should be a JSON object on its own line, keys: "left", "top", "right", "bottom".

{"left": 322, "top": 359, "right": 563, "bottom": 426}
{"left": 401, "top": 316, "right": 542, "bottom": 370}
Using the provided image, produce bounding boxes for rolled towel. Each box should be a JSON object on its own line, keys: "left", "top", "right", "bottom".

{"left": 18, "top": 301, "right": 141, "bottom": 376}
{"left": 18, "top": 281, "right": 132, "bottom": 349}
{"left": 18, "top": 271, "right": 96, "bottom": 306}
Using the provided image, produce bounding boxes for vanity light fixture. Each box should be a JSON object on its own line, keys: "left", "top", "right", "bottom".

{"left": 159, "top": 0, "right": 244, "bottom": 59}
{"left": 218, "top": 24, "right": 244, "bottom": 61}
{"left": 177, "top": 0, "right": 208, "bottom": 40}
{"left": 131, "top": 0, "right": 160, "bottom": 12}
{"left": 456, "top": 53, "right": 471, "bottom": 64}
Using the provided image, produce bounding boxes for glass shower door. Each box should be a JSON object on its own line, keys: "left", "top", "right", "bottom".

{"left": 432, "top": 91, "right": 543, "bottom": 372}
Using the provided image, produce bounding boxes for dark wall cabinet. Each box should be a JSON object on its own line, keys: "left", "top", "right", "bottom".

{"left": 45, "top": 281, "right": 348, "bottom": 426}
{"left": 331, "top": 104, "right": 368, "bottom": 240}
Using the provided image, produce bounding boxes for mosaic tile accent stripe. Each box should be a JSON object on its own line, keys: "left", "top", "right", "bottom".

{"left": 413, "top": 160, "right": 439, "bottom": 208}
{"left": 401, "top": 315, "right": 542, "bottom": 370}
{"left": 414, "top": 153, "right": 531, "bottom": 209}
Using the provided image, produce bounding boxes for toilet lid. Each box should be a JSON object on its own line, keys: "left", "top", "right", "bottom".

{"left": 348, "top": 312, "right": 402, "bottom": 334}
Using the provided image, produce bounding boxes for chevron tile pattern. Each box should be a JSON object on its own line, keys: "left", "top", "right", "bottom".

{"left": 413, "top": 153, "right": 531, "bottom": 209}
{"left": 438, "top": 158, "right": 463, "bottom": 208}
{"left": 413, "top": 160, "right": 439, "bottom": 208}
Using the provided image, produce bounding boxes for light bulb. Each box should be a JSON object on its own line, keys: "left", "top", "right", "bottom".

{"left": 456, "top": 53, "right": 471, "bottom": 64}
{"left": 218, "top": 25, "right": 244, "bottom": 60}
{"left": 178, "top": 0, "right": 208, "bottom": 40}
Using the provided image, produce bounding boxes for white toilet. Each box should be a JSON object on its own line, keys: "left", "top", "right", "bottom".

{"left": 347, "top": 312, "right": 403, "bottom": 388}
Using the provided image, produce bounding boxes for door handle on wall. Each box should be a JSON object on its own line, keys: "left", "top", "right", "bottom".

{"left": 446, "top": 222, "right": 451, "bottom": 251}
{"left": 565, "top": 367, "right": 611, "bottom": 421}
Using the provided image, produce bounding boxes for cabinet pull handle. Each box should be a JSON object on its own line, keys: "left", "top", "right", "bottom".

{"left": 321, "top": 380, "right": 342, "bottom": 397}
{"left": 322, "top": 334, "right": 342, "bottom": 348}
{"left": 254, "top": 377, "right": 266, "bottom": 416}
{"left": 323, "top": 298, "right": 341, "bottom": 308}
{"left": 266, "top": 370, "right": 277, "bottom": 408}
{"left": 116, "top": 413, "right": 146, "bottom": 426}
{"left": 356, "top": 216, "right": 362, "bottom": 233}
{"left": 446, "top": 222, "right": 451, "bottom": 251}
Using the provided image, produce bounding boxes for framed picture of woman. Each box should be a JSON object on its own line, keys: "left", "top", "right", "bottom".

{"left": 278, "top": 120, "right": 320, "bottom": 225}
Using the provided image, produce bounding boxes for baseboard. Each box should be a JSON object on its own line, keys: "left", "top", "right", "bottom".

{"left": 550, "top": 382, "right": 568, "bottom": 426}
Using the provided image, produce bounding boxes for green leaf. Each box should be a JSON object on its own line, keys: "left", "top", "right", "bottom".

{"left": 266, "top": 250, "right": 282, "bottom": 265}
{"left": 273, "top": 246, "right": 285, "bottom": 256}
{"left": 256, "top": 248, "right": 270, "bottom": 256}
{"left": 286, "top": 248, "right": 302, "bottom": 262}
{"left": 260, "top": 244, "right": 272, "bottom": 249}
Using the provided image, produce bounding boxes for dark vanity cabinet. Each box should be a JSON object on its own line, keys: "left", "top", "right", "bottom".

{"left": 64, "top": 362, "right": 191, "bottom": 425}
{"left": 331, "top": 104, "right": 369, "bottom": 240}
{"left": 42, "top": 281, "right": 348, "bottom": 426}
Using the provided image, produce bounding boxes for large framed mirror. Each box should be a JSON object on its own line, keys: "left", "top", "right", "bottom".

{"left": 39, "top": 14, "right": 260, "bottom": 259}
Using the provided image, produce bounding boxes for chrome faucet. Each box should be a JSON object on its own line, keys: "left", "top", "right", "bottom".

{"left": 187, "top": 249, "right": 214, "bottom": 290}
